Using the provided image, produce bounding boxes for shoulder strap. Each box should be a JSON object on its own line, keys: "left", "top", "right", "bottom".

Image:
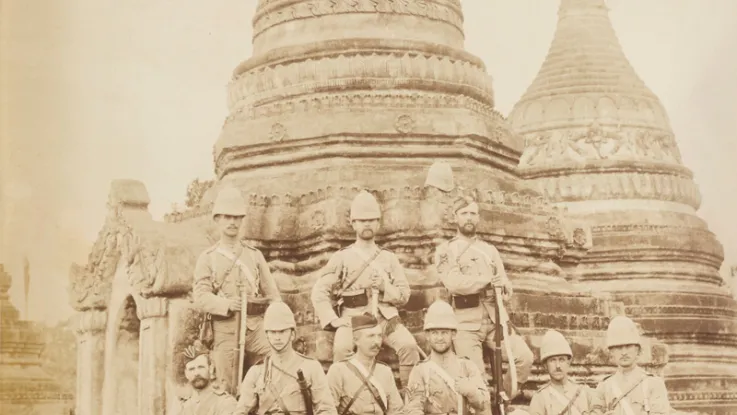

{"left": 212, "top": 243, "right": 244, "bottom": 293}
{"left": 609, "top": 376, "right": 646, "bottom": 413}
{"left": 555, "top": 386, "right": 584, "bottom": 415}
{"left": 340, "top": 248, "right": 383, "bottom": 293}
{"left": 342, "top": 361, "right": 388, "bottom": 415}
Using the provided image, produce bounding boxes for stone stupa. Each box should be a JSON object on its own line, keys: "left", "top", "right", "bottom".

{"left": 0, "top": 264, "right": 73, "bottom": 414}
{"left": 509, "top": 0, "right": 737, "bottom": 412}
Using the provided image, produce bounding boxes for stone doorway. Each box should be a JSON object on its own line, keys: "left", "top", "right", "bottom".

{"left": 101, "top": 295, "right": 140, "bottom": 415}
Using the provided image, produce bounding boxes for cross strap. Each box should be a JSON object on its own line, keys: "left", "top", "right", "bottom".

{"left": 341, "top": 361, "right": 388, "bottom": 415}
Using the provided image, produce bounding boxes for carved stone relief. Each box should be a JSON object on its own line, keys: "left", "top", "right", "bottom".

{"left": 519, "top": 121, "right": 683, "bottom": 167}
{"left": 252, "top": 0, "right": 464, "bottom": 38}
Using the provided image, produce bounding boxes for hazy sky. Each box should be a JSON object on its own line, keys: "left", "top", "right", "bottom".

{"left": 2, "top": 1, "right": 736, "bottom": 323}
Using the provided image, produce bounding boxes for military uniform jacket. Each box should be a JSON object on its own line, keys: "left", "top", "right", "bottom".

{"left": 404, "top": 355, "right": 489, "bottom": 415}
{"left": 179, "top": 386, "right": 236, "bottom": 415}
{"left": 434, "top": 237, "right": 512, "bottom": 331}
{"left": 528, "top": 380, "right": 603, "bottom": 415}
{"left": 326, "top": 358, "right": 404, "bottom": 415}
{"left": 595, "top": 367, "right": 671, "bottom": 415}
{"left": 311, "top": 244, "right": 410, "bottom": 329}
{"left": 233, "top": 352, "right": 337, "bottom": 415}
{"left": 193, "top": 241, "right": 282, "bottom": 329}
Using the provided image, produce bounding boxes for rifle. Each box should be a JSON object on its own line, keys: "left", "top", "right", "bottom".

{"left": 297, "top": 369, "right": 314, "bottom": 415}
{"left": 491, "top": 286, "right": 509, "bottom": 415}
{"left": 234, "top": 282, "right": 248, "bottom": 396}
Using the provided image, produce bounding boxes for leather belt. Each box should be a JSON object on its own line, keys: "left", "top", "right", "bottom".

{"left": 451, "top": 288, "right": 498, "bottom": 310}
{"left": 342, "top": 290, "right": 370, "bottom": 308}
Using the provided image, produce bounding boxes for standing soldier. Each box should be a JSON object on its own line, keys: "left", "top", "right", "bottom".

{"left": 434, "top": 195, "right": 534, "bottom": 400}
{"left": 233, "top": 301, "right": 338, "bottom": 415}
{"left": 326, "top": 314, "right": 405, "bottom": 415}
{"left": 595, "top": 316, "right": 672, "bottom": 415}
{"left": 528, "top": 330, "right": 603, "bottom": 415}
{"left": 311, "top": 190, "right": 420, "bottom": 389}
{"left": 192, "top": 186, "right": 282, "bottom": 396}
{"left": 404, "top": 300, "right": 491, "bottom": 415}
{"left": 178, "top": 341, "right": 237, "bottom": 415}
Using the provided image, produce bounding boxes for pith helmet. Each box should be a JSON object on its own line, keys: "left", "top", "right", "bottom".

{"left": 211, "top": 187, "right": 247, "bottom": 219}
{"left": 350, "top": 190, "right": 381, "bottom": 220}
{"left": 606, "top": 315, "right": 641, "bottom": 349}
{"left": 539, "top": 329, "right": 572, "bottom": 362}
{"left": 424, "top": 161, "right": 455, "bottom": 192}
{"left": 423, "top": 300, "right": 458, "bottom": 331}
{"left": 263, "top": 302, "right": 296, "bottom": 331}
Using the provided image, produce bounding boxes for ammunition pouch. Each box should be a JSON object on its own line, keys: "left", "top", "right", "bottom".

{"left": 246, "top": 301, "right": 269, "bottom": 316}
{"left": 452, "top": 293, "right": 481, "bottom": 310}
{"left": 341, "top": 290, "right": 370, "bottom": 309}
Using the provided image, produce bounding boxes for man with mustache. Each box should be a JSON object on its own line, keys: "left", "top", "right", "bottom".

{"left": 192, "top": 187, "right": 282, "bottom": 396}
{"left": 434, "top": 196, "right": 534, "bottom": 400}
{"left": 404, "top": 300, "right": 491, "bottom": 415}
{"left": 528, "top": 330, "right": 603, "bottom": 415}
{"left": 326, "top": 313, "right": 404, "bottom": 415}
{"left": 595, "top": 316, "right": 672, "bottom": 415}
{"left": 233, "top": 301, "right": 338, "bottom": 415}
{"left": 312, "top": 190, "right": 420, "bottom": 390}
{"left": 178, "top": 340, "right": 236, "bottom": 415}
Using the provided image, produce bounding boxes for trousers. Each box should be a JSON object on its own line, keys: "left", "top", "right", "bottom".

{"left": 453, "top": 321, "right": 534, "bottom": 397}
{"left": 211, "top": 317, "right": 270, "bottom": 396}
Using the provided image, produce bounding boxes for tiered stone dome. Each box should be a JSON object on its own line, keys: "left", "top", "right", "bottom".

{"left": 0, "top": 264, "right": 72, "bottom": 412}
{"left": 509, "top": 0, "right": 737, "bottom": 412}
{"left": 213, "top": 0, "right": 530, "bottom": 197}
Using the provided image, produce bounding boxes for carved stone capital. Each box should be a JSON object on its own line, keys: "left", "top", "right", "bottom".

{"left": 136, "top": 296, "right": 168, "bottom": 320}
{"left": 74, "top": 310, "right": 108, "bottom": 335}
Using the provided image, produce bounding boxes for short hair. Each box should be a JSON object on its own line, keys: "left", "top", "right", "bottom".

{"left": 351, "top": 313, "right": 379, "bottom": 332}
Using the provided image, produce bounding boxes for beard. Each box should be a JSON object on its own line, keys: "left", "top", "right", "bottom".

{"left": 458, "top": 222, "right": 476, "bottom": 236}
{"left": 359, "top": 229, "right": 374, "bottom": 240}
{"left": 191, "top": 376, "right": 209, "bottom": 390}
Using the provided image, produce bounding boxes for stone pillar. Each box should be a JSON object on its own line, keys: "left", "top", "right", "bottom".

{"left": 75, "top": 310, "right": 107, "bottom": 415}
{"left": 137, "top": 296, "right": 169, "bottom": 415}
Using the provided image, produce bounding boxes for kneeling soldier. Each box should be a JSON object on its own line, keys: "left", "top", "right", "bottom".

{"left": 404, "top": 300, "right": 491, "bottom": 415}
{"left": 233, "top": 302, "right": 337, "bottom": 415}
{"left": 595, "top": 316, "right": 671, "bottom": 415}
{"left": 326, "top": 314, "right": 404, "bottom": 415}
{"left": 529, "top": 330, "right": 603, "bottom": 415}
{"left": 178, "top": 341, "right": 236, "bottom": 415}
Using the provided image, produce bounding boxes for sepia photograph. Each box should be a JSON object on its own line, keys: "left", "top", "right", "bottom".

{"left": 1, "top": 1, "right": 736, "bottom": 414}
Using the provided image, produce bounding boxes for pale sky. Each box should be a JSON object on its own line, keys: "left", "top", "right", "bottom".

{"left": 2, "top": 1, "right": 736, "bottom": 323}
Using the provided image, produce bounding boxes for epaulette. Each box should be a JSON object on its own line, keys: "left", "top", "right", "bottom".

{"left": 251, "top": 357, "right": 266, "bottom": 367}
{"left": 204, "top": 244, "right": 218, "bottom": 254}
{"left": 375, "top": 360, "right": 390, "bottom": 368}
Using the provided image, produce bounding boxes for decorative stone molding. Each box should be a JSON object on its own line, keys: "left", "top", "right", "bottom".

{"left": 519, "top": 123, "right": 683, "bottom": 167}
{"left": 524, "top": 171, "right": 702, "bottom": 209}
{"left": 74, "top": 310, "right": 108, "bottom": 335}
{"left": 135, "top": 297, "right": 168, "bottom": 320}
{"left": 226, "top": 90, "right": 499, "bottom": 125}
{"left": 227, "top": 47, "right": 494, "bottom": 112}
{"left": 252, "top": 0, "right": 464, "bottom": 39}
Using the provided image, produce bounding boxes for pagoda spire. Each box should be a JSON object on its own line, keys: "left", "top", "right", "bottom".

{"left": 509, "top": 2, "right": 737, "bottom": 412}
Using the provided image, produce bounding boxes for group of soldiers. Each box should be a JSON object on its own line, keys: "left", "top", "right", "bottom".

{"left": 180, "top": 187, "right": 673, "bottom": 415}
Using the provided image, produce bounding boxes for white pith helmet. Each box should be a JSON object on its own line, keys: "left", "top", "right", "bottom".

{"left": 423, "top": 300, "right": 458, "bottom": 331}
{"left": 350, "top": 190, "right": 381, "bottom": 220}
{"left": 211, "top": 187, "right": 247, "bottom": 219}
{"left": 606, "top": 315, "right": 641, "bottom": 349}
{"left": 539, "top": 329, "right": 573, "bottom": 362}
{"left": 263, "top": 302, "right": 296, "bottom": 331}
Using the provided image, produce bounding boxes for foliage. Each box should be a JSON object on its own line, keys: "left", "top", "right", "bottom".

{"left": 185, "top": 178, "right": 215, "bottom": 208}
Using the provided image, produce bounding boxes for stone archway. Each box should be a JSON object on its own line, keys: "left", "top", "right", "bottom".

{"left": 101, "top": 295, "right": 140, "bottom": 415}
